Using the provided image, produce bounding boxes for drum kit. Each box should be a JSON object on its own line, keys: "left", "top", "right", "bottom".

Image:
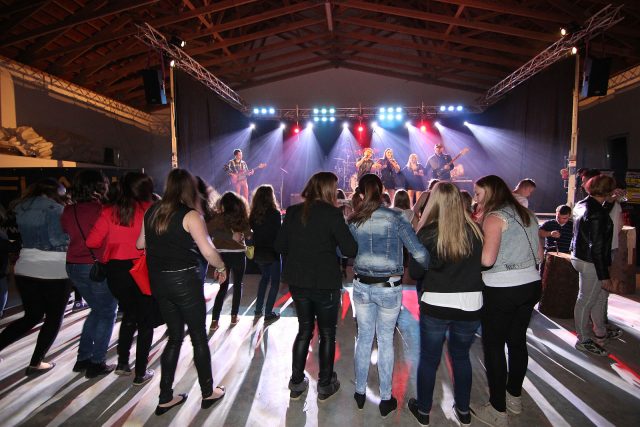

{"left": 333, "top": 152, "right": 357, "bottom": 191}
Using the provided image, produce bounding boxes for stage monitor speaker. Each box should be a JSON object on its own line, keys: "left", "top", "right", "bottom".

{"left": 581, "top": 57, "right": 611, "bottom": 98}
{"left": 104, "top": 147, "right": 120, "bottom": 166}
{"left": 141, "top": 69, "right": 167, "bottom": 105}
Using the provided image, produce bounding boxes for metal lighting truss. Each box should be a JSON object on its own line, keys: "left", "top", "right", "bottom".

{"left": 480, "top": 4, "right": 624, "bottom": 106}
{"left": 135, "top": 22, "right": 249, "bottom": 114}
{"left": 0, "top": 55, "right": 168, "bottom": 135}
{"left": 260, "top": 104, "right": 484, "bottom": 121}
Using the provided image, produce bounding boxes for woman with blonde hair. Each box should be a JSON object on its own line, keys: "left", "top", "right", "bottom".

{"left": 402, "top": 153, "right": 426, "bottom": 203}
{"left": 470, "top": 175, "right": 542, "bottom": 427}
{"left": 349, "top": 173, "right": 428, "bottom": 416}
{"left": 275, "top": 172, "right": 357, "bottom": 401}
{"left": 138, "top": 168, "right": 227, "bottom": 415}
{"left": 408, "top": 182, "right": 484, "bottom": 426}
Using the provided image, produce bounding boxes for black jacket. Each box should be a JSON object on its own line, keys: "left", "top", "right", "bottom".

{"left": 275, "top": 201, "right": 357, "bottom": 290}
{"left": 571, "top": 196, "right": 613, "bottom": 280}
{"left": 250, "top": 208, "right": 281, "bottom": 263}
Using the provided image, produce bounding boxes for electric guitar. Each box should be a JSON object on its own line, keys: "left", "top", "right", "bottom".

{"left": 229, "top": 163, "right": 267, "bottom": 185}
{"left": 433, "top": 148, "right": 470, "bottom": 179}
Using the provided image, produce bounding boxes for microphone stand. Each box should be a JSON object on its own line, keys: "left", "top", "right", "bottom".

{"left": 280, "top": 167, "right": 288, "bottom": 208}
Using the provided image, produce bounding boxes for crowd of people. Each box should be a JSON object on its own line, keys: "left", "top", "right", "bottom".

{"left": 0, "top": 162, "right": 626, "bottom": 425}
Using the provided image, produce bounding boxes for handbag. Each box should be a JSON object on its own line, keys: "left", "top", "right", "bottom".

{"left": 130, "top": 253, "right": 151, "bottom": 296}
{"left": 73, "top": 205, "right": 107, "bottom": 282}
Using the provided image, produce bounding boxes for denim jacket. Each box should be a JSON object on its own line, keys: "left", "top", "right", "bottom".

{"left": 14, "top": 196, "right": 68, "bottom": 251}
{"left": 349, "top": 205, "right": 429, "bottom": 277}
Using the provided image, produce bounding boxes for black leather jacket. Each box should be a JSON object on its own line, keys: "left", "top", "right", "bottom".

{"left": 571, "top": 196, "right": 613, "bottom": 280}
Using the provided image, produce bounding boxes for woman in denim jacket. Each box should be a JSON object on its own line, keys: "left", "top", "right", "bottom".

{"left": 348, "top": 173, "right": 429, "bottom": 416}
{"left": 0, "top": 179, "right": 70, "bottom": 375}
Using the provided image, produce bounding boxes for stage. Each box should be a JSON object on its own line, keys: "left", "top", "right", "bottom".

{"left": 0, "top": 271, "right": 639, "bottom": 426}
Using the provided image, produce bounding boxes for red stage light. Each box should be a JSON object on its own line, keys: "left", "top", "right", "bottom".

{"left": 420, "top": 125, "right": 427, "bottom": 133}
{"left": 294, "top": 127, "right": 300, "bottom": 134}
{"left": 357, "top": 125, "right": 364, "bottom": 132}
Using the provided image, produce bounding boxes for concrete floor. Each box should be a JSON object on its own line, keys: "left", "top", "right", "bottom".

{"left": 0, "top": 272, "right": 639, "bottom": 427}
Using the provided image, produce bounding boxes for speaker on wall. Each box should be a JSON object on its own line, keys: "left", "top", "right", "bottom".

{"left": 104, "top": 147, "right": 120, "bottom": 166}
{"left": 141, "top": 69, "right": 167, "bottom": 105}
{"left": 581, "top": 57, "right": 611, "bottom": 98}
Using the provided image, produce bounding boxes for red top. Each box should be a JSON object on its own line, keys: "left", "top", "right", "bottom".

{"left": 61, "top": 201, "right": 105, "bottom": 264}
{"left": 86, "top": 201, "right": 152, "bottom": 262}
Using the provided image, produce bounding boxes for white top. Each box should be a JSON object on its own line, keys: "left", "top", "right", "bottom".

{"left": 482, "top": 265, "right": 540, "bottom": 287}
{"left": 610, "top": 202, "right": 622, "bottom": 250}
{"left": 513, "top": 193, "right": 529, "bottom": 208}
{"left": 14, "top": 248, "right": 68, "bottom": 280}
{"left": 421, "top": 291, "right": 483, "bottom": 311}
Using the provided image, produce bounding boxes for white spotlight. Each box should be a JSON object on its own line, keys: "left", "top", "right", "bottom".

{"left": 249, "top": 123, "right": 256, "bottom": 130}
{"left": 253, "top": 108, "right": 259, "bottom": 115}
{"left": 405, "top": 121, "right": 411, "bottom": 128}
{"left": 371, "top": 121, "right": 378, "bottom": 128}
{"left": 434, "top": 121, "right": 441, "bottom": 126}
{"left": 571, "top": 46, "right": 578, "bottom": 55}
{"left": 463, "top": 121, "right": 469, "bottom": 126}
{"left": 447, "top": 106, "right": 454, "bottom": 112}
{"left": 560, "top": 28, "right": 567, "bottom": 37}
{"left": 280, "top": 123, "right": 286, "bottom": 129}
{"left": 342, "top": 122, "right": 349, "bottom": 129}
{"left": 268, "top": 107, "right": 275, "bottom": 114}
{"left": 306, "top": 122, "right": 313, "bottom": 129}
{"left": 261, "top": 108, "right": 267, "bottom": 114}
{"left": 456, "top": 105, "right": 463, "bottom": 112}
{"left": 439, "top": 105, "right": 446, "bottom": 112}
{"left": 169, "top": 59, "right": 176, "bottom": 68}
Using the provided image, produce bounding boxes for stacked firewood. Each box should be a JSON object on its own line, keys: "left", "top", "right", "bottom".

{"left": 0, "top": 126, "right": 54, "bottom": 159}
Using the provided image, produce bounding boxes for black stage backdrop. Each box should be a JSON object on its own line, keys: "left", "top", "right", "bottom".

{"left": 470, "top": 58, "right": 574, "bottom": 212}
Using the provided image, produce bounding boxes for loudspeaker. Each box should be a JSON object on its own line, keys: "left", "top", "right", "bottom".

{"left": 104, "top": 147, "right": 119, "bottom": 166}
{"left": 581, "top": 57, "right": 611, "bottom": 97}
{"left": 141, "top": 69, "right": 167, "bottom": 105}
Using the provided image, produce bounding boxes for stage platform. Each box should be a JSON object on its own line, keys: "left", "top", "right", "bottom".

{"left": 1, "top": 271, "right": 639, "bottom": 426}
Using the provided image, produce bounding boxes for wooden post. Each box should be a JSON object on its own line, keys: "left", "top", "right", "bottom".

{"left": 567, "top": 52, "right": 580, "bottom": 206}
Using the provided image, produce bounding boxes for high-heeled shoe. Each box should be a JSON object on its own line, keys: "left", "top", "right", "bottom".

{"left": 155, "top": 393, "right": 187, "bottom": 416}
{"left": 201, "top": 386, "right": 226, "bottom": 409}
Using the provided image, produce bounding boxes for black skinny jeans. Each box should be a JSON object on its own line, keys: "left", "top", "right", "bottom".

{"left": 0, "top": 276, "right": 70, "bottom": 366}
{"left": 211, "top": 252, "right": 245, "bottom": 321}
{"left": 481, "top": 280, "right": 541, "bottom": 412}
{"left": 151, "top": 266, "right": 212, "bottom": 403}
{"left": 106, "top": 259, "right": 154, "bottom": 376}
{"left": 290, "top": 286, "right": 341, "bottom": 387}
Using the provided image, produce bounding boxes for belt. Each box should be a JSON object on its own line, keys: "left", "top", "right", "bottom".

{"left": 354, "top": 274, "right": 402, "bottom": 288}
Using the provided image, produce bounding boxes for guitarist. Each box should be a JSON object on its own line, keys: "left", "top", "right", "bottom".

{"left": 426, "top": 143, "right": 454, "bottom": 181}
{"left": 224, "top": 149, "right": 252, "bottom": 200}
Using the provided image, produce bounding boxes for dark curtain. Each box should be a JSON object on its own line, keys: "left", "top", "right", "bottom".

{"left": 473, "top": 58, "right": 574, "bottom": 212}
{"left": 174, "top": 70, "right": 248, "bottom": 188}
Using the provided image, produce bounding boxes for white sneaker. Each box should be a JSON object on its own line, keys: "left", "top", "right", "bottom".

{"left": 506, "top": 392, "right": 522, "bottom": 414}
{"left": 470, "top": 402, "right": 508, "bottom": 427}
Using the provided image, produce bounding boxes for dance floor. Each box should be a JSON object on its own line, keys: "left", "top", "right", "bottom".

{"left": 1, "top": 273, "right": 639, "bottom": 427}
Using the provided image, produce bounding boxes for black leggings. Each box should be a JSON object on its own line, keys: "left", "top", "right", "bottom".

{"left": 106, "top": 259, "right": 154, "bottom": 376}
{"left": 0, "top": 276, "right": 70, "bottom": 366}
{"left": 151, "top": 267, "right": 212, "bottom": 403}
{"left": 290, "top": 286, "right": 340, "bottom": 386}
{"left": 211, "top": 252, "right": 245, "bottom": 321}
{"left": 482, "top": 281, "right": 541, "bottom": 411}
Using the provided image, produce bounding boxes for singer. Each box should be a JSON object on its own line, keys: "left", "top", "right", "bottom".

{"left": 377, "top": 148, "right": 401, "bottom": 200}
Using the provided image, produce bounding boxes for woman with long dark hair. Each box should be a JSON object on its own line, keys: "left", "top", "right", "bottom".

{"left": 407, "top": 182, "right": 484, "bottom": 426}
{"left": 470, "top": 175, "right": 542, "bottom": 427}
{"left": 0, "top": 179, "right": 70, "bottom": 375}
{"left": 249, "top": 185, "right": 282, "bottom": 323}
{"left": 61, "top": 169, "right": 117, "bottom": 379}
{"left": 275, "top": 172, "right": 357, "bottom": 401}
{"left": 207, "top": 191, "right": 251, "bottom": 331}
{"left": 86, "top": 172, "right": 156, "bottom": 385}
{"left": 138, "top": 168, "right": 227, "bottom": 415}
{"left": 348, "top": 173, "right": 428, "bottom": 416}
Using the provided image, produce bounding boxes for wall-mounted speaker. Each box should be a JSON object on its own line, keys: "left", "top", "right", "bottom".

{"left": 581, "top": 57, "right": 611, "bottom": 98}
{"left": 141, "top": 69, "right": 167, "bottom": 105}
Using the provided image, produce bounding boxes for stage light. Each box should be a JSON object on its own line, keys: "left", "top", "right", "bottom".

{"left": 306, "top": 122, "right": 313, "bottom": 128}
{"left": 329, "top": 117, "right": 335, "bottom": 122}
{"left": 560, "top": 28, "right": 567, "bottom": 36}
{"left": 405, "top": 121, "right": 411, "bottom": 128}
{"left": 314, "top": 117, "right": 320, "bottom": 122}
{"left": 268, "top": 107, "right": 275, "bottom": 114}
{"left": 386, "top": 107, "right": 394, "bottom": 113}
{"left": 321, "top": 117, "right": 327, "bottom": 122}
{"left": 358, "top": 125, "right": 364, "bottom": 132}
{"left": 343, "top": 122, "right": 349, "bottom": 129}
{"left": 396, "top": 107, "right": 402, "bottom": 113}
{"left": 379, "top": 107, "right": 385, "bottom": 113}
{"left": 434, "top": 121, "right": 441, "bottom": 126}
{"left": 312, "top": 106, "right": 335, "bottom": 124}
{"left": 249, "top": 123, "right": 256, "bottom": 130}
{"left": 456, "top": 105, "right": 463, "bottom": 111}
{"left": 463, "top": 121, "right": 469, "bottom": 126}
{"left": 321, "top": 108, "right": 327, "bottom": 114}
{"left": 294, "top": 126, "right": 300, "bottom": 134}
{"left": 313, "top": 108, "right": 319, "bottom": 114}
{"left": 379, "top": 114, "right": 386, "bottom": 121}
{"left": 395, "top": 114, "right": 402, "bottom": 120}
{"left": 169, "top": 59, "right": 176, "bottom": 68}
{"left": 170, "top": 36, "right": 186, "bottom": 48}
{"left": 329, "top": 108, "right": 335, "bottom": 114}
{"left": 440, "top": 106, "right": 446, "bottom": 112}
{"left": 447, "top": 106, "right": 454, "bottom": 112}
{"left": 261, "top": 108, "right": 267, "bottom": 114}
{"left": 571, "top": 46, "right": 577, "bottom": 55}
{"left": 420, "top": 125, "right": 427, "bottom": 133}
{"left": 280, "top": 123, "right": 286, "bottom": 129}
{"left": 253, "top": 108, "right": 259, "bottom": 115}
{"left": 371, "top": 121, "right": 378, "bottom": 128}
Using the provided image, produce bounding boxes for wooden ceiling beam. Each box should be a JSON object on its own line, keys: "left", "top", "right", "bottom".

{"left": 431, "top": 0, "right": 568, "bottom": 23}
{"left": 231, "top": 63, "right": 335, "bottom": 90}
{"left": 232, "top": 56, "right": 330, "bottom": 81}
{"left": 27, "top": 0, "right": 261, "bottom": 62}
{"left": 341, "top": 62, "right": 488, "bottom": 93}
{"left": 337, "top": 16, "right": 538, "bottom": 57}
{"left": 339, "top": 0, "right": 558, "bottom": 42}
{"left": 0, "top": 0, "right": 55, "bottom": 36}
{"left": 337, "top": 29, "right": 522, "bottom": 68}
{"left": 0, "top": 0, "right": 160, "bottom": 47}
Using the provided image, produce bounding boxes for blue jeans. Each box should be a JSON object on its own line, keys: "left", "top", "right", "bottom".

{"left": 66, "top": 264, "right": 118, "bottom": 363}
{"left": 417, "top": 314, "right": 480, "bottom": 413}
{"left": 255, "top": 260, "right": 281, "bottom": 315}
{"left": 353, "top": 281, "right": 402, "bottom": 400}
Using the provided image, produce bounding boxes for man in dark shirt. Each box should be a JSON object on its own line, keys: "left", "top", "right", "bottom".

{"left": 539, "top": 205, "right": 573, "bottom": 253}
{"left": 426, "top": 144, "right": 453, "bottom": 180}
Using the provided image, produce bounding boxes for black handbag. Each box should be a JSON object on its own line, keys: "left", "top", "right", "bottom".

{"left": 73, "top": 205, "right": 107, "bottom": 282}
